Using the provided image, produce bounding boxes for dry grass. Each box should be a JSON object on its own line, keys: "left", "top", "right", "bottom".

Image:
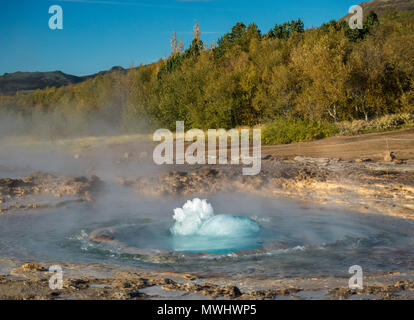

{"left": 337, "top": 113, "right": 414, "bottom": 135}
{"left": 0, "top": 133, "right": 152, "bottom": 153}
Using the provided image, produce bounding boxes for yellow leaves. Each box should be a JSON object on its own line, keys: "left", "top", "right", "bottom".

{"left": 290, "top": 31, "right": 350, "bottom": 121}
{"left": 1, "top": 14, "right": 413, "bottom": 133}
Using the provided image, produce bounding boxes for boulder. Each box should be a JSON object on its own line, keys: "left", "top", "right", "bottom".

{"left": 384, "top": 152, "right": 396, "bottom": 162}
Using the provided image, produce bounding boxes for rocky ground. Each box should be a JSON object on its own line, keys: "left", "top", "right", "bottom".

{"left": 0, "top": 259, "right": 414, "bottom": 300}
{"left": 0, "top": 172, "right": 103, "bottom": 214}
{"left": 3, "top": 155, "right": 413, "bottom": 220}
{"left": 118, "top": 156, "right": 414, "bottom": 220}
{"left": 1, "top": 128, "right": 414, "bottom": 299}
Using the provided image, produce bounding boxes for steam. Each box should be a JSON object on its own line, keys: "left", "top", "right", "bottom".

{"left": 0, "top": 101, "right": 157, "bottom": 181}
{"left": 0, "top": 107, "right": 129, "bottom": 139}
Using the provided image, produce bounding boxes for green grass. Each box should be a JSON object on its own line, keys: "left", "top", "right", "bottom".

{"left": 262, "top": 113, "right": 414, "bottom": 145}
{"left": 262, "top": 118, "right": 339, "bottom": 145}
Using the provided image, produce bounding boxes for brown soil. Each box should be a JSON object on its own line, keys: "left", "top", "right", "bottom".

{"left": 262, "top": 128, "right": 414, "bottom": 162}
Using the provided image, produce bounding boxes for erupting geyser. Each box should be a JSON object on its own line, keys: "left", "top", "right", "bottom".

{"left": 169, "top": 198, "right": 262, "bottom": 253}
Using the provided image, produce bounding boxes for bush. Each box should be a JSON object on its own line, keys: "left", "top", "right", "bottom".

{"left": 262, "top": 118, "right": 338, "bottom": 145}
{"left": 337, "top": 113, "right": 414, "bottom": 135}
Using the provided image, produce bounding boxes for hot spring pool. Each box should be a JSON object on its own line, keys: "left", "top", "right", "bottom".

{"left": 85, "top": 198, "right": 264, "bottom": 255}
{"left": 0, "top": 192, "right": 413, "bottom": 280}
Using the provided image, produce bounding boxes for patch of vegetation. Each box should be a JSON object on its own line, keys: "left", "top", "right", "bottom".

{"left": 262, "top": 119, "right": 338, "bottom": 145}
{"left": 1, "top": 11, "right": 414, "bottom": 142}
{"left": 262, "top": 113, "right": 414, "bottom": 145}
{"left": 337, "top": 113, "right": 414, "bottom": 135}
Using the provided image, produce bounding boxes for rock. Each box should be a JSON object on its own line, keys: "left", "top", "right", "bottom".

{"left": 162, "top": 282, "right": 242, "bottom": 298}
{"left": 90, "top": 228, "right": 115, "bottom": 243}
{"left": 124, "top": 152, "right": 132, "bottom": 159}
{"left": 19, "top": 263, "right": 47, "bottom": 272}
{"left": 25, "top": 172, "right": 56, "bottom": 184}
{"left": 199, "top": 169, "right": 219, "bottom": 177}
{"left": 395, "top": 281, "right": 406, "bottom": 290}
{"left": 294, "top": 156, "right": 307, "bottom": 162}
{"left": 219, "top": 285, "right": 242, "bottom": 298}
{"left": 355, "top": 158, "right": 372, "bottom": 163}
{"left": 170, "top": 171, "right": 188, "bottom": 177}
{"left": 384, "top": 152, "right": 396, "bottom": 162}
{"left": 74, "top": 154, "right": 80, "bottom": 160}
{"left": 294, "top": 156, "right": 330, "bottom": 164}
{"left": 67, "top": 279, "right": 89, "bottom": 290}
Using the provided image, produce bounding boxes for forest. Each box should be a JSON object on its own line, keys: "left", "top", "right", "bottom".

{"left": 1, "top": 10, "right": 413, "bottom": 143}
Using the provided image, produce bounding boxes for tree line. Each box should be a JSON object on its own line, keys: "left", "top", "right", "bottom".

{"left": 0, "top": 11, "right": 413, "bottom": 139}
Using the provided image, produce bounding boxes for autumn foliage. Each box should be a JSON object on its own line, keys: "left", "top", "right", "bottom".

{"left": 1, "top": 12, "right": 413, "bottom": 141}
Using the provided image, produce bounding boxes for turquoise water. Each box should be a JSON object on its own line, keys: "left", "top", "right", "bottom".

{"left": 0, "top": 191, "right": 413, "bottom": 279}
{"left": 168, "top": 198, "right": 261, "bottom": 254}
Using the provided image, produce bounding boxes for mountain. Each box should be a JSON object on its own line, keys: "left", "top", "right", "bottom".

{"left": 339, "top": 0, "right": 414, "bottom": 21}
{"left": 0, "top": 66, "right": 126, "bottom": 95}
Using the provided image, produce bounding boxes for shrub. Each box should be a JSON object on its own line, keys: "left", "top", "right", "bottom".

{"left": 337, "top": 113, "right": 414, "bottom": 135}
{"left": 262, "top": 118, "right": 338, "bottom": 145}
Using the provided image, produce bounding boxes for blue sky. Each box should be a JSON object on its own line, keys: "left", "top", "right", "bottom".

{"left": 0, "top": 0, "right": 360, "bottom": 76}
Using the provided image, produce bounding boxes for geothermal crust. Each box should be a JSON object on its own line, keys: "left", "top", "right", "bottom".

{"left": 0, "top": 172, "right": 103, "bottom": 214}
{"left": 1, "top": 258, "right": 414, "bottom": 300}
{"left": 119, "top": 157, "right": 414, "bottom": 220}
{"left": 1, "top": 147, "right": 414, "bottom": 300}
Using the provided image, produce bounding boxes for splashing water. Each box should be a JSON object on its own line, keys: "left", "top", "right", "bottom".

{"left": 169, "top": 198, "right": 262, "bottom": 253}
{"left": 170, "top": 198, "right": 215, "bottom": 236}
{"left": 1, "top": 192, "right": 414, "bottom": 278}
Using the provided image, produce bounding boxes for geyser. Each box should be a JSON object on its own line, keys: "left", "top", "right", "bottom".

{"left": 169, "top": 198, "right": 262, "bottom": 254}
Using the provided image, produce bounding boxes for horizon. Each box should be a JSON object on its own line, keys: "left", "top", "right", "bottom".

{"left": 0, "top": 0, "right": 360, "bottom": 76}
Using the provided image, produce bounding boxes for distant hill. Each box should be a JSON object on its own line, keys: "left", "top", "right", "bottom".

{"left": 339, "top": 0, "right": 414, "bottom": 21}
{"left": 0, "top": 66, "right": 126, "bottom": 95}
